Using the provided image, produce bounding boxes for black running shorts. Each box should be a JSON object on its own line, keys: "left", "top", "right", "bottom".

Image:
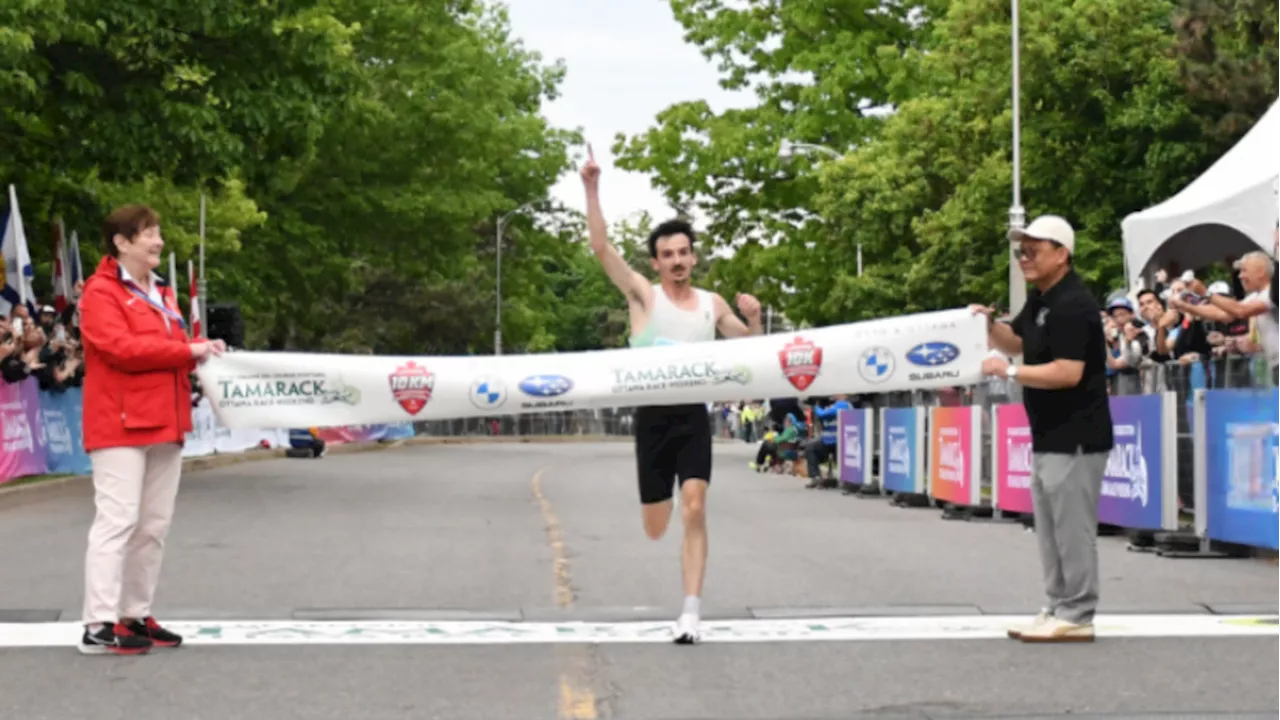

{"left": 633, "top": 404, "right": 712, "bottom": 505}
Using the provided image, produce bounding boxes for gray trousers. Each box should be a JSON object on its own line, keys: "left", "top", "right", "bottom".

{"left": 1031, "top": 449, "right": 1108, "bottom": 625}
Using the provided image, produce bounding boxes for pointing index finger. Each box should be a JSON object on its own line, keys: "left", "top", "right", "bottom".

{"left": 587, "top": 143, "right": 595, "bottom": 162}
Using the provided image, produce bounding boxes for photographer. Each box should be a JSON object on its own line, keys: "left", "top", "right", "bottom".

{"left": 1142, "top": 290, "right": 1196, "bottom": 359}
{"left": 0, "top": 318, "right": 51, "bottom": 385}
{"left": 1103, "top": 297, "right": 1152, "bottom": 395}
{"left": 1172, "top": 258, "right": 1275, "bottom": 385}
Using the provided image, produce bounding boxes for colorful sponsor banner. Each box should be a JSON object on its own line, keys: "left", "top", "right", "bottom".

{"left": 880, "top": 407, "right": 925, "bottom": 494}
{"left": 0, "top": 378, "right": 47, "bottom": 484}
{"left": 1195, "top": 389, "right": 1279, "bottom": 550}
{"left": 38, "top": 388, "right": 91, "bottom": 475}
{"left": 992, "top": 403, "right": 1034, "bottom": 514}
{"left": 993, "top": 395, "right": 1178, "bottom": 529}
{"left": 197, "top": 309, "right": 988, "bottom": 428}
{"left": 837, "top": 408, "right": 873, "bottom": 486}
{"left": 1099, "top": 393, "right": 1178, "bottom": 531}
{"left": 928, "top": 405, "right": 981, "bottom": 506}
{"left": 314, "top": 423, "right": 416, "bottom": 445}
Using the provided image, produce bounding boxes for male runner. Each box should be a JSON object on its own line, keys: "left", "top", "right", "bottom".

{"left": 580, "top": 145, "right": 762, "bottom": 644}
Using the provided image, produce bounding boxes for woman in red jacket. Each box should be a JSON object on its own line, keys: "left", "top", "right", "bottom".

{"left": 77, "top": 204, "right": 225, "bottom": 655}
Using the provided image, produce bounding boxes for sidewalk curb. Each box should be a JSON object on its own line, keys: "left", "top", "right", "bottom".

{"left": 0, "top": 434, "right": 642, "bottom": 499}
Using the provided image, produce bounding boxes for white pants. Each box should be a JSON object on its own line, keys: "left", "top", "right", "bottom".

{"left": 82, "top": 443, "right": 184, "bottom": 625}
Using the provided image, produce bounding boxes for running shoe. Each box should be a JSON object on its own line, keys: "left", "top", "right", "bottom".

{"left": 77, "top": 622, "right": 153, "bottom": 656}
{"left": 123, "top": 616, "right": 184, "bottom": 647}
{"left": 673, "top": 613, "right": 701, "bottom": 645}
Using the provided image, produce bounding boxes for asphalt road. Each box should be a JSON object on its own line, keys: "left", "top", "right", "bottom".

{"left": 1, "top": 440, "right": 1276, "bottom": 720}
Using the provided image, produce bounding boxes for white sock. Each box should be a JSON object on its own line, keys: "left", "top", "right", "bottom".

{"left": 682, "top": 596, "right": 700, "bottom": 618}
{"left": 87, "top": 622, "right": 105, "bottom": 633}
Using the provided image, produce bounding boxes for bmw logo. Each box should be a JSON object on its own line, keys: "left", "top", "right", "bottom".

{"left": 518, "top": 374, "right": 574, "bottom": 398}
{"left": 905, "top": 342, "right": 960, "bottom": 367}
{"left": 857, "top": 347, "right": 895, "bottom": 384}
{"left": 469, "top": 376, "right": 508, "bottom": 409}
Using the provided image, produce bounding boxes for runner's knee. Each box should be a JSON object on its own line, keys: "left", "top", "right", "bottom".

{"left": 680, "top": 484, "right": 706, "bottom": 523}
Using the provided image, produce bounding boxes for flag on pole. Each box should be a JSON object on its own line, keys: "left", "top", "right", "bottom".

{"left": 52, "top": 217, "right": 72, "bottom": 312}
{"left": 69, "top": 230, "right": 83, "bottom": 285}
{"left": 1, "top": 185, "right": 36, "bottom": 316}
{"left": 188, "top": 259, "right": 202, "bottom": 338}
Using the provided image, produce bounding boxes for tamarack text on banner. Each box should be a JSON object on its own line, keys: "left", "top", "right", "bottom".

{"left": 196, "top": 308, "right": 987, "bottom": 429}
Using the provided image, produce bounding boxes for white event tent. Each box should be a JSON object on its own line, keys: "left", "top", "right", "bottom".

{"left": 1121, "top": 102, "right": 1279, "bottom": 288}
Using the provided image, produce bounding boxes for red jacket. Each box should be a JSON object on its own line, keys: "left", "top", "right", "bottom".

{"left": 79, "top": 256, "right": 197, "bottom": 452}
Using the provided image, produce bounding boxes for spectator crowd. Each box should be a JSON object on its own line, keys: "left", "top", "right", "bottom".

{"left": 717, "top": 395, "right": 858, "bottom": 489}
{"left": 1, "top": 283, "right": 85, "bottom": 393}
{"left": 1102, "top": 250, "right": 1277, "bottom": 393}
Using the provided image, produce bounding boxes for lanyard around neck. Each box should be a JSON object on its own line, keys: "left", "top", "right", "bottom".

{"left": 124, "top": 280, "right": 187, "bottom": 331}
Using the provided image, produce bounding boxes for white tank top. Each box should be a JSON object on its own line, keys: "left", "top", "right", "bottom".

{"left": 629, "top": 285, "right": 716, "bottom": 347}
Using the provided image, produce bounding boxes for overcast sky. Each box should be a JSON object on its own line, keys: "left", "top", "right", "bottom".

{"left": 502, "top": 0, "right": 754, "bottom": 228}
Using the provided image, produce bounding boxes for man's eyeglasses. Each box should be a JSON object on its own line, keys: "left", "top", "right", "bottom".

{"left": 1012, "top": 241, "right": 1064, "bottom": 261}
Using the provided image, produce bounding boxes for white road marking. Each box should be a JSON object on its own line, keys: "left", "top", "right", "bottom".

{"left": 1, "top": 615, "right": 1275, "bottom": 647}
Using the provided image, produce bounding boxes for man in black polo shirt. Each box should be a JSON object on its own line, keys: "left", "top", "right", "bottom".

{"left": 972, "top": 214, "right": 1113, "bottom": 644}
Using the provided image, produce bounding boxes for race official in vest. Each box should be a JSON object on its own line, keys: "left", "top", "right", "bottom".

{"left": 972, "top": 215, "right": 1113, "bottom": 643}
{"left": 77, "top": 204, "right": 225, "bottom": 655}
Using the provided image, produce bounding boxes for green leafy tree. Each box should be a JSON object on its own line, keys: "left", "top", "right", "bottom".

{"left": 0, "top": 0, "right": 361, "bottom": 319}
{"left": 610, "top": 0, "right": 944, "bottom": 315}
{"left": 1173, "top": 0, "right": 1279, "bottom": 141}
{"left": 808, "top": 0, "right": 1275, "bottom": 325}
{"left": 621, "top": 0, "right": 1276, "bottom": 329}
{"left": 206, "top": 0, "right": 580, "bottom": 352}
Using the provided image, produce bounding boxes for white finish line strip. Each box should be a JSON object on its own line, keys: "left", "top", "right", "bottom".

{"left": 1, "top": 615, "right": 1275, "bottom": 647}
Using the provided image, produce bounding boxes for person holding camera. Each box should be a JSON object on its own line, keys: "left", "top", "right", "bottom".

{"left": 1173, "top": 252, "right": 1278, "bottom": 381}
{"left": 1103, "top": 297, "right": 1151, "bottom": 395}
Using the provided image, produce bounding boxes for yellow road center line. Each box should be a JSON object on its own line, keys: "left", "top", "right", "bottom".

{"left": 533, "top": 468, "right": 598, "bottom": 719}
{"left": 531, "top": 468, "right": 574, "bottom": 608}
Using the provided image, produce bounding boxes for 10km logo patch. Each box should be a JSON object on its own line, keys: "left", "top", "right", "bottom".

{"left": 389, "top": 361, "right": 435, "bottom": 415}
{"left": 780, "top": 336, "right": 823, "bottom": 391}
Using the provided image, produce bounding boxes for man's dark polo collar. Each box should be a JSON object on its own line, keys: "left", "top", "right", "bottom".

{"left": 1036, "top": 268, "right": 1081, "bottom": 304}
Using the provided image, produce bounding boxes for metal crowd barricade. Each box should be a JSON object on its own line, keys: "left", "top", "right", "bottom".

{"left": 823, "top": 351, "right": 1276, "bottom": 556}
{"left": 1124, "top": 355, "right": 1275, "bottom": 516}
{"left": 413, "top": 408, "right": 636, "bottom": 438}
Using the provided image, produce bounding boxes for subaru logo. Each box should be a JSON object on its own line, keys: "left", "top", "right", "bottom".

{"left": 905, "top": 342, "right": 960, "bottom": 367}
{"left": 518, "top": 374, "right": 574, "bottom": 397}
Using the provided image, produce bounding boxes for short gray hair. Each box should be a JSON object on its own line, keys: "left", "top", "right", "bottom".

{"left": 1241, "top": 251, "right": 1275, "bottom": 277}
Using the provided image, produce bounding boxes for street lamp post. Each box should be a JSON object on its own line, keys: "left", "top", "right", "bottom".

{"left": 778, "top": 138, "right": 862, "bottom": 276}
{"left": 778, "top": 139, "right": 842, "bottom": 161}
{"left": 495, "top": 202, "right": 537, "bottom": 356}
{"left": 1008, "top": 0, "right": 1027, "bottom": 319}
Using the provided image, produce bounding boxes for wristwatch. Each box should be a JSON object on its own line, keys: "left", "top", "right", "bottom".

{"left": 1005, "top": 365, "right": 1019, "bottom": 380}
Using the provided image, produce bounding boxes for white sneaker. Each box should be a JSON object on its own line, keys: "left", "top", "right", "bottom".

{"left": 673, "top": 613, "right": 701, "bottom": 645}
{"left": 1005, "top": 608, "right": 1052, "bottom": 639}
{"left": 1018, "top": 617, "right": 1094, "bottom": 643}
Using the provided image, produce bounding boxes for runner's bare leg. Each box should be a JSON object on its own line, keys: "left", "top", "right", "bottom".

{"left": 675, "top": 479, "right": 708, "bottom": 643}
{"left": 642, "top": 500, "right": 674, "bottom": 540}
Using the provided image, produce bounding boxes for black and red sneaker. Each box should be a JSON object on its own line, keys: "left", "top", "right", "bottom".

{"left": 78, "top": 622, "right": 153, "bottom": 656}
{"left": 123, "top": 617, "right": 184, "bottom": 648}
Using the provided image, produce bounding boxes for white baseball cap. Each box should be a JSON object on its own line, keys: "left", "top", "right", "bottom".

{"left": 1207, "top": 280, "right": 1232, "bottom": 296}
{"left": 1008, "top": 215, "right": 1075, "bottom": 255}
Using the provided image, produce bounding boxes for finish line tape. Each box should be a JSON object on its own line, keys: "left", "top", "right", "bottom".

{"left": 2, "top": 615, "right": 1276, "bottom": 647}
{"left": 197, "top": 308, "right": 987, "bottom": 428}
